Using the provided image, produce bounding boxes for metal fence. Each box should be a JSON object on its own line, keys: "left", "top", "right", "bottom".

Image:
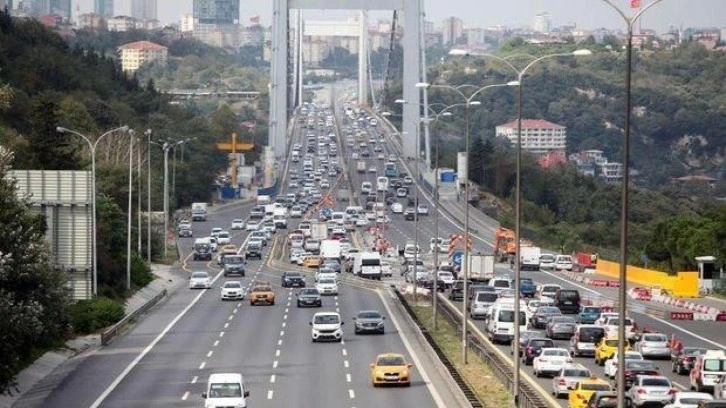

{"left": 101, "top": 289, "right": 168, "bottom": 346}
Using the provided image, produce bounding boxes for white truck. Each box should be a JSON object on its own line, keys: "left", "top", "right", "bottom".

{"left": 310, "top": 221, "right": 329, "bottom": 241}
{"left": 353, "top": 251, "right": 382, "bottom": 280}
{"left": 320, "top": 239, "right": 343, "bottom": 262}
{"left": 272, "top": 207, "right": 288, "bottom": 229}
{"left": 191, "top": 202, "right": 207, "bottom": 221}
{"left": 356, "top": 160, "right": 367, "bottom": 173}
{"left": 468, "top": 254, "right": 495, "bottom": 282}
{"left": 520, "top": 246, "right": 542, "bottom": 271}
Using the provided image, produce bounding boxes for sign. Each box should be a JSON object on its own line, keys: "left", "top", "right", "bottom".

{"left": 670, "top": 312, "right": 694, "bottom": 321}
{"left": 321, "top": 207, "right": 332, "bottom": 218}
{"left": 452, "top": 251, "right": 463, "bottom": 266}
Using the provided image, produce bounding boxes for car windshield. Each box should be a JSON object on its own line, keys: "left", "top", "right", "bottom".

{"left": 529, "top": 339, "right": 553, "bottom": 348}
{"left": 477, "top": 293, "right": 498, "bottom": 302}
{"left": 542, "top": 286, "right": 560, "bottom": 292}
{"left": 604, "top": 339, "right": 618, "bottom": 347}
{"left": 498, "top": 311, "right": 527, "bottom": 323}
{"left": 704, "top": 359, "right": 726, "bottom": 371}
{"left": 300, "top": 289, "right": 319, "bottom": 296}
{"left": 319, "top": 279, "right": 335, "bottom": 285}
{"left": 582, "top": 307, "right": 601, "bottom": 314}
{"left": 218, "top": 232, "right": 229, "bottom": 238}
{"left": 286, "top": 273, "right": 302, "bottom": 278}
{"left": 641, "top": 378, "right": 670, "bottom": 387}
{"left": 224, "top": 282, "right": 242, "bottom": 288}
{"left": 226, "top": 256, "right": 244, "bottom": 263}
{"left": 377, "top": 356, "right": 406, "bottom": 366}
{"left": 626, "top": 361, "right": 656, "bottom": 370}
{"left": 314, "top": 314, "right": 339, "bottom": 324}
{"left": 564, "top": 369, "right": 591, "bottom": 377}
{"left": 493, "top": 280, "right": 510, "bottom": 288}
{"left": 642, "top": 334, "right": 668, "bottom": 342}
{"left": 358, "top": 312, "right": 382, "bottom": 319}
{"left": 252, "top": 285, "right": 271, "bottom": 292}
{"left": 209, "top": 383, "right": 241, "bottom": 398}
{"left": 680, "top": 398, "right": 711, "bottom": 404}
{"left": 192, "top": 272, "right": 208, "bottom": 279}
{"left": 540, "top": 307, "right": 561, "bottom": 314}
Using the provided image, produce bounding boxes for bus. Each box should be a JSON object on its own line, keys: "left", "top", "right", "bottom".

{"left": 384, "top": 162, "right": 398, "bottom": 178}
{"left": 376, "top": 176, "right": 389, "bottom": 192}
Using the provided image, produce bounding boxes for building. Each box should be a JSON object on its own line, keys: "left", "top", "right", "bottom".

{"left": 193, "top": 0, "right": 240, "bottom": 48}
{"left": 0, "top": 0, "right": 12, "bottom": 11}
{"left": 94, "top": 0, "right": 113, "bottom": 18}
{"left": 77, "top": 12, "right": 103, "bottom": 29}
{"left": 131, "top": 0, "right": 156, "bottom": 21}
{"left": 28, "top": 0, "right": 70, "bottom": 19}
{"left": 118, "top": 40, "right": 168, "bottom": 72}
{"left": 180, "top": 12, "right": 194, "bottom": 33}
{"left": 533, "top": 12, "right": 551, "bottom": 34}
{"left": 600, "top": 162, "right": 623, "bottom": 183}
{"left": 441, "top": 16, "right": 463, "bottom": 45}
{"left": 495, "top": 119, "right": 567, "bottom": 155}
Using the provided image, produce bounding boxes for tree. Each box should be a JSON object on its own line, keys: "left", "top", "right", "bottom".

{"left": 0, "top": 148, "right": 71, "bottom": 394}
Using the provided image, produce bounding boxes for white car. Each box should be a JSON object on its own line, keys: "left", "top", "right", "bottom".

{"left": 603, "top": 350, "right": 643, "bottom": 379}
{"left": 315, "top": 271, "right": 338, "bottom": 283}
{"left": 537, "top": 284, "right": 561, "bottom": 299}
{"left": 603, "top": 316, "right": 638, "bottom": 340}
{"left": 391, "top": 203, "right": 403, "bottom": 214}
{"left": 595, "top": 312, "right": 620, "bottom": 326}
{"left": 190, "top": 271, "right": 211, "bottom": 289}
{"left": 319, "top": 180, "right": 330, "bottom": 189}
{"left": 208, "top": 237, "right": 218, "bottom": 252}
{"left": 635, "top": 332, "right": 671, "bottom": 359}
{"left": 316, "top": 278, "right": 339, "bottom": 296}
{"left": 289, "top": 181, "right": 299, "bottom": 189}
{"left": 246, "top": 220, "right": 260, "bottom": 231}
{"left": 291, "top": 251, "right": 312, "bottom": 264}
{"left": 368, "top": 167, "right": 377, "bottom": 173}
{"left": 290, "top": 206, "right": 303, "bottom": 218}
{"left": 554, "top": 255, "right": 573, "bottom": 271}
{"left": 551, "top": 364, "right": 591, "bottom": 398}
{"left": 532, "top": 348, "right": 573, "bottom": 377}
{"left": 377, "top": 153, "right": 385, "bottom": 160}
{"left": 539, "top": 254, "right": 556, "bottom": 270}
{"left": 663, "top": 392, "right": 713, "bottom": 408}
{"left": 311, "top": 311, "right": 343, "bottom": 342}
{"left": 216, "top": 230, "right": 231, "bottom": 245}
{"left": 437, "top": 271, "right": 455, "bottom": 286}
{"left": 417, "top": 204, "right": 429, "bottom": 215}
{"left": 231, "top": 219, "right": 245, "bottom": 230}
{"left": 220, "top": 281, "right": 244, "bottom": 300}
{"left": 403, "top": 176, "right": 413, "bottom": 185}
{"left": 627, "top": 375, "right": 674, "bottom": 407}
{"left": 355, "top": 218, "right": 369, "bottom": 227}
{"left": 210, "top": 227, "right": 222, "bottom": 237}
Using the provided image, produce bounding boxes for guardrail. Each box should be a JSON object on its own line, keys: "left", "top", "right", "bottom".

{"left": 101, "top": 289, "right": 168, "bottom": 346}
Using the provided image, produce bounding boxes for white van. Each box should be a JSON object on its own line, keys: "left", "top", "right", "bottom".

{"left": 256, "top": 195, "right": 271, "bottom": 205}
{"left": 203, "top": 373, "right": 249, "bottom": 408}
{"left": 376, "top": 176, "right": 389, "bottom": 192}
{"left": 331, "top": 212, "right": 346, "bottom": 225}
{"left": 361, "top": 181, "right": 372, "bottom": 195}
{"left": 486, "top": 303, "right": 527, "bottom": 344}
{"left": 489, "top": 277, "right": 512, "bottom": 294}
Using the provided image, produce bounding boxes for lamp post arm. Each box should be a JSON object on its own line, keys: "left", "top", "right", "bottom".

{"left": 601, "top": 0, "right": 665, "bottom": 29}
{"left": 94, "top": 125, "right": 130, "bottom": 150}
{"left": 518, "top": 52, "right": 574, "bottom": 81}
{"left": 468, "top": 82, "right": 512, "bottom": 102}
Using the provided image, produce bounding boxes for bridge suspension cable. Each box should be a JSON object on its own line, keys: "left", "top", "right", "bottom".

{"left": 377, "top": 10, "right": 398, "bottom": 110}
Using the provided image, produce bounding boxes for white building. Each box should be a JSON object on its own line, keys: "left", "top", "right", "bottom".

{"left": 600, "top": 162, "right": 623, "bottom": 183}
{"left": 118, "top": 40, "right": 168, "bottom": 72}
{"left": 107, "top": 15, "right": 135, "bottom": 32}
{"left": 495, "top": 119, "right": 567, "bottom": 155}
{"left": 533, "top": 12, "right": 551, "bottom": 34}
{"left": 180, "top": 13, "right": 194, "bottom": 33}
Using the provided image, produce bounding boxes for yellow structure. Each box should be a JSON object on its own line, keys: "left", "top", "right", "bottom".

{"left": 215, "top": 133, "right": 254, "bottom": 186}
{"left": 596, "top": 260, "right": 699, "bottom": 298}
{"left": 118, "top": 40, "right": 168, "bottom": 72}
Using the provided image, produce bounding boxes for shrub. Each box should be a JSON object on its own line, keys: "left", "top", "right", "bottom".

{"left": 69, "top": 297, "right": 125, "bottom": 334}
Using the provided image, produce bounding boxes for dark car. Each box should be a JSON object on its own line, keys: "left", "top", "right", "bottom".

{"left": 449, "top": 280, "right": 467, "bottom": 301}
{"left": 468, "top": 284, "right": 494, "bottom": 300}
{"left": 622, "top": 360, "right": 659, "bottom": 390}
{"left": 296, "top": 288, "right": 322, "bottom": 307}
{"left": 404, "top": 209, "right": 417, "bottom": 221}
{"left": 520, "top": 280, "right": 536, "bottom": 298}
{"left": 511, "top": 330, "right": 545, "bottom": 357}
{"left": 353, "top": 310, "right": 385, "bottom": 334}
{"left": 671, "top": 346, "right": 708, "bottom": 375}
{"left": 222, "top": 255, "right": 246, "bottom": 277}
{"left": 281, "top": 271, "right": 306, "bottom": 288}
{"left": 322, "top": 260, "right": 341, "bottom": 273}
{"left": 245, "top": 243, "right": 263, "bottom": 260}
{"left": 521, "top": 338, "right": 555, "bottom": 365}
{"left": 553, "top": 289, "right": 582, "bottom": 314}
{"left": 578, "top": 306, "right": 603, "bottom": 324}
{"left": 422, "top": 277, "right": 446, "bottom": 292}
{"left": 531, "top": 306, "right": 563, "bottom": 329}
{"left": 545, "top": 316, "right": 577, "bottom": 340}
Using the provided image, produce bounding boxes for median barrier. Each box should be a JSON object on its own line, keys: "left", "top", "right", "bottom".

{"left": 670, "top": 311, "right": 694, "bottom": 320}
{"left": 101, "top": 288, "right": 168, "bottom": 346}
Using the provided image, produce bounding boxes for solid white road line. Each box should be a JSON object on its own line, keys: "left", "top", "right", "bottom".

{"left": 378, "top": 290, "right": 447, "bottom": 408}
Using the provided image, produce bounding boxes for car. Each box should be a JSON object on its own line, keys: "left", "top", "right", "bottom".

{"left": 377, "top": 153, "right": 385, "bottom": 160}
{"left": 531, "top": 306, "right": 562, "bottom": 329}
{"left": 402, "top": 176, "right": 413, "bottom": 185}
{"left": 210, "top": 227, "right": 222, "bottom": 237}
{"left": 551, "top": 364, "right": 592, "bottom": 398}
{"left": 245, "top": 220, "right": 261, "bottom": 231}
{"left": 231, "top": 219, "right": 245, "bottom": 230}
{"left": 222, "top": 254, "right": 246, "bottom": 277}
{"left": 202, "top": 373, "right": 249, "bottom": 408}
{"left": 217, "top": 245, "right": 238, "bottom": 265}
{"left": 672, "top": 347, "right": 708, "bottom": 375}
{"left": 569, "top": 325, "right": 606, "bottom": 357}
{"left": 303, "top": 255, "right": 322, "bottom": 268}
{"left": 190, "top": 271, "right": 211, "bottom": 289}
{"left": 585, "top": 391, "right": 619, "bottom": 408}
{"left": 178, "top": 225, "right": 193, "bottom": 237}
{"left": 568, "top": 377, "right": 612, "bottom": 408}
{"left": 370, "top": 353, "right": 412, "bottom": 387}
{"left": 249, "top": 281, "right": 275, "bottom": 306}
{"left": 316, "top": 278, "right": 338, "bottom": 295}
{"left": 368, "top": 166, "right": 377, "bottom": 173}
{"left": 603, "top": 351, "right": 644, "bottom": 379}
{"left": 417, "top": 204, "right": 429, "bottom": 215}
{"left": 578, "top": 306, "right": 603, "bottom": 324}
{"left": 391, "top": 202, "right": 403, "bottom": 213}
{"left": 353, "top": 310, "right": 385, "bottom": 334}
{"left": 602, "top": 315, "right": 638, "bottom": 341}
{"left": 178, "top": 220, "right": 192, "bottom": 229}
{"left": 539, "top": 253, "right": 556, "bottom": 270}
{"left": 245, "top": 243, "right": 263, "bottom": 260}
{"left": 250, "top": 230, "right": 269, "bottom": 246}
{"left": 663, "top": 392, "right": 714, "bottom": 408}
{"left": 261, "top": 221, "right": 277, "bottom": 234}
{"left": 310, "top": 312, "right": 343, "bottom": 342}
{"left": 296, "top": 288, "right": 322, "bottom": 307}
{"left": 626, "top": 375, "right": 675, "bottom": 407}
{"left": 522, "top": 338, "right": 556, "bottom": 365}
{"left": 555, "top": 254, "right": 574, "bottom": 271}
{"left": 623, "top": 360, "right": 660, "bottom": 390}
{"left": 538, "top": 284, "right": 562, "bottom": 299}
{"left": 533, "top": 348, "right": 573, "bottom": 377}
{"left": 595, "top": 336, "right": 629, "bottom": 365}
{"left": 355, "top": 218, "right": 370, "bottom": 227}
{"left": 319, "top": 180, "right": 330, "bottom": 189}
{"left": 220, "top": 281, "right": 244, "bottom": 300}
{"left": 403, "top": 209, "right": 417, "bottom": 221}
{"left": 249, "top": 207, "right": 264, "bottom": 219}
{"left": 546, "top": 316, "right": 577, "bottom": 340}
{"left": 396, "top": 187, "right": 408, "bottom": 198}
{"left": 281, "top": 271, "right": 306, "bottom": 288}
{"left": 635, "top": 332, "right": 672, "bottom": 359}
{"left": 208, "top": 236, "right": 219, "bottom": 252}
{"left": 290, "top": 206, "right": 303, "bottom": 218}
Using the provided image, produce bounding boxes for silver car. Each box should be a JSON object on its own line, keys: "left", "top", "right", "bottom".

{"left": 635, "top": 332, "right": 671, "bottom": 359}
{"left": 551, "top": 364, "right": 591, "bottom": 399}
{"left": 470, "top": 291, "right": 499, "bottom": 319}
{"left": 189, "top": 271, "right": 211, "bottom": 289}
{"left": 627, "top": 375, "right": 674, "bottom": 407}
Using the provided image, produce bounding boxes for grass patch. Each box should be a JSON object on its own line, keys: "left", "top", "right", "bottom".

{"left": 410, "top": 302, "right": 512, "bottom": 407}
{"left": 712, "top": 288, "right": 726, "bottom": 300}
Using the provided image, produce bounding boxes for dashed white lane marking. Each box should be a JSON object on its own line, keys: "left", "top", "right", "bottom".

{"left": 219, "top": 331, "right": 225, "bottom": 337}
{"left": 346, "top": 373, "right": 352, "bottom": 382}
{"left": 213, "top": 340, "right": 219, "bottom": 347}
{"left": 341, "top": 339, "right": 345, "bottom": 345}
{"left": 227, "top": 315, "right": 234, "bottom": 321}
{"left": 275, "top": 349, "right": 281, "bottom": 357}
{"left": 674, "top": 382, "right": 687, "bottom": 390}
{"left": 181, "top": 391, "right": 189, "bottom": 400}
{"left": 336, "top": 307, "right": 340, "bottom": 312}
{"left": 344, "top": 360, "right": 349, "bottom": 368}
{"left": 267, "top": 390, "right": 274, "bottom": 400}
{"left": 278, "top": 339, "right": 283, "bottom": 346}
{"left": 237, "top": 302, "right": 242, "bottom": 307}
{"left": 273, "top": 360, "right": 279, "bottom": 369}
{"left": 270, "top": 375, "right": 276, "bottom": 383}
{"left": 224, "top": 322, "right": 229, "bottom": 329}
{"left": 191, "top": 376, "right": 198, "bottom": 384}
{"left": 283, "top": 314, "right": 288, "bottom": 320}
{"left": 282, "top": 321, "right": 286, "bottom": 328}
{"left": 342, "top": 348, "right": 347, "bottom": 356}
{"left": 349, "top": 389, "right": 355, "bottom": 399}
{"left": 285, "top": 307, "right": 289, "bottom": 313}
{"left": 280, "top": 330, "right": 285, "bottom": 336}
{"left": 206, "top": 350, "right": 213, "bottom": 358}
{"left": 233, "top": 308, "right": 238, "bottom": 314}
{"left": 198, "top": 362, "right": 206, "bottom": 370}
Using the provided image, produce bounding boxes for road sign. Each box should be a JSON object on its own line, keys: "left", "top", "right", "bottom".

{"left": 321, "top": 207, "right": 332, "bottom": 218}
{"left": 452, "top": 251, "right": 463, "bottom": 266}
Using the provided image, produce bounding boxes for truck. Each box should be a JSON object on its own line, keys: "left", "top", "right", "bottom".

{"left": 520, "top": 245, "right": 542, "bottom": 271}
{"left": 191, "top": 202, "right": 207, "bottom": 221}
{"left": 468, "top": 253, "right": 495, "bottom": 282}
{"left": 352, "top": 251, "right": 382, "bottom": 280}
{"left": 320, "top": 239, "right": 343, "bottom": 262}
{"left": 310, "top": 221, "right": 329, "bottom": 241}
{"left": 356, "top": 160, "right": 367, "bottom": 173}
{"left": 272, "top": 207, "right": 288, "bottom": 229}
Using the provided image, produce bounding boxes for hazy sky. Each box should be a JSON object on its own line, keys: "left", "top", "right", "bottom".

{"left": 79, "top": 0, "right": 725, "bottom": 33}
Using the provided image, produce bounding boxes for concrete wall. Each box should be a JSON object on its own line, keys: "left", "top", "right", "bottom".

{"left": 596, "top": 260, "right": 699, "bottom": 298}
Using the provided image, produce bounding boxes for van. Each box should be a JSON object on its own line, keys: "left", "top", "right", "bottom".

{"left": 569, "top": 324, "right": 605, "bottom": 357}
{"left": 202, "top": 373, "right": 249, "bottom": 408}
{"left": 361, "top": 181, "right": 372, "bottom": 195}
{"left": 486, "top": 303, "right": 527, "bottom": 344}
{"left": 345, "top": 206, "right": 363, "bottom": 218}
{"left": 470, "top": 291, "right": 499, "bottom": 319}
{"left": 553, "top": 289, "right": 581, "bottom": 314}
{"left": 489, "top": 277, "right": 512, "bottom": 294}
{"left": 256, "top": 195, "right": 271, "bottom": 205}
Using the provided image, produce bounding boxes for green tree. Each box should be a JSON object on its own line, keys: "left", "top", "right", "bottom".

{"left": 0, "top": 148, "right": 71, "bottom": 394}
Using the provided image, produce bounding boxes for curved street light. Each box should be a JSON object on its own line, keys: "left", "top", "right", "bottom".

{"left": 56, "top": 125, "right": 130, "bottom": 296}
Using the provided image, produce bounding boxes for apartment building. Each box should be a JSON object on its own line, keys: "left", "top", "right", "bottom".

{"left": 118, "top": 40, "right": 168, "bottom": 72}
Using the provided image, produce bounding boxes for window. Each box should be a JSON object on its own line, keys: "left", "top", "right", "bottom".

{"left": 314, "top": 314, "right": 339, "bottom": 324}
{"left": 704, "top": 359, "right": 726, "bottom": 372}
{"left": 377, "top": 356, "right": 405, "bottom": 366}
{"left": 498, "top": 311, "right": 527, "bottom": 323}
{"left": 209, "top": 383, "right": 242, "bottom": 398}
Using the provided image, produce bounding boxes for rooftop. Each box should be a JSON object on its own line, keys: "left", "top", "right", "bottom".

{"left": 118, "top": 40, "right": 167, "bottom": 51}
{"left": 498, "top": 119, "right": 565, "bottom": 130}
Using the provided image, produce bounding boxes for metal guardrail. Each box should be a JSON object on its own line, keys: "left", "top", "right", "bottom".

{"left": 101, "top": 289, "right": 168, "bottom": 346}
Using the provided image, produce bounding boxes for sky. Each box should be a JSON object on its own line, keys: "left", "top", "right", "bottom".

{"left": 77, "top": 0, "right": 725, "bottom": 33}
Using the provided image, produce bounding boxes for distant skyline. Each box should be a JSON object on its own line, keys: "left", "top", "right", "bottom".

{"left": 73, "top": 0, "right": 726, "bottom": 33}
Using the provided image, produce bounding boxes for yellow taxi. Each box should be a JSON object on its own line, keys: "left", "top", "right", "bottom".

{"left": 370, "top": 353, "right": 412, "bottom": 387}
{"left": 594, "top": 336, "right": 629, "bottom": 365}
{"left": 567, "top": 377, "right": 612, "bottom": 408}
{"left": 303, "top": 255, "right": 322, "bottom": 268}
{"left": 249, "top": 281, "right": 275, "bottom": 306}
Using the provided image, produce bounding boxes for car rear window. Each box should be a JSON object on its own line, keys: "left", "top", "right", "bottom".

{"left": 641, "top": 378, "right": 670, "bottom": 387}
{"left": 557, "top": 290, "right": 580, "bottom": 300}
{"left": 477, "top": 293, "right": 498, "bottom": 302}
{"left": 579, "top": 327, "right": 605, "bottom": 342}
{"left": 582, "top": 383, "right": 611, "bottom": 391}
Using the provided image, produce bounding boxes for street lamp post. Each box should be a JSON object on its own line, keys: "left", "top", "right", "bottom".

{"left": 600, "top": 2, "right": 665, "bottom": 406}
{"left": 56, "top": 125, "right": 130, "bottom": 296}
{"left": 145, "top": 129, "right": 152, "bottom": 262}
{"left": 126, "top": 131, "right": 135, "bottom": 290}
